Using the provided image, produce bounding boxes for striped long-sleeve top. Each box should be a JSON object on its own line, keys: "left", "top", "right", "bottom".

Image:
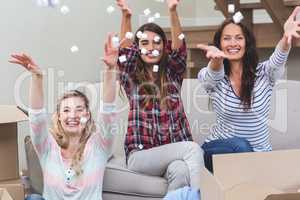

{"left": 29, "top": 104, "right": 117, "bottom": 200}
{"left": 198, "top": 45, "right": 289, "bottom": 151}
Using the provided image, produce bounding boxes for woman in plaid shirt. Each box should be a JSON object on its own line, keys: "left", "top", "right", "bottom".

{"left": 116, "top": 0, "right": 204, "bottom": 192}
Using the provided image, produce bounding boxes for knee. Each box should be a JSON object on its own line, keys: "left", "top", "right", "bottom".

{"left": 231, "top": 138, "right": 253, "bottom": 152}
{"left": 166, "top": 160, "right": 190, "bottom": 187}
{"left": 185, "top": 141, "right": 203, "bottom": 154}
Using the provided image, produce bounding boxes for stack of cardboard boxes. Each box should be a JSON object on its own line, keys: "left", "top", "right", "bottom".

{"left": 0, "top": 105, "right": 26, "bottom": 200}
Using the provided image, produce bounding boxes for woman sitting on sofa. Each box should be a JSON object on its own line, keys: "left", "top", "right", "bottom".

{"left": 115, "top": 0, "right": 204, "bottom": 192}
{"left": 9, "top": 34, "right": 122, "bottom": 200}
{"left": 197, "top": 6, "right": 300, "bottom": 172}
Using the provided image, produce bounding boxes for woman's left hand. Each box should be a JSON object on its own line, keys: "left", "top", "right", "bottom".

{"left": 102, "top": 33, "right": 127, "bottom": 70}
{"left": 166, "top": 0, "right": 179, "bottom": 11}
{"left": 284, "top": 6, "right": 300, "bottom": 45}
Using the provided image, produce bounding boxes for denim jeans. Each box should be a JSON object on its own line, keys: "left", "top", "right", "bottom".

{"left": 25, "top": 194, "right": 45, "bottom": 200}
{"left": 201, "top": 137, "right": 253, "bottom": 173}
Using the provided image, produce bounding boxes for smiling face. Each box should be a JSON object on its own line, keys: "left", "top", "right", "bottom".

{"left": 220, "top": 23, "right": 246, "bottom": 61}
{"left": 58, "top": 96, "right": 90, "bottom": 136}
{"left": 138, "top": 31, "right": 164, "bottom": 64}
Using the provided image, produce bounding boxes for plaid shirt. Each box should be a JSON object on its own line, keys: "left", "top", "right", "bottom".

{"left": 118, "top": 40, "right": 193, "bottom": 159}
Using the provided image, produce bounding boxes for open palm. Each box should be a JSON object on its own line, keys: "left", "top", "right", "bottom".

{"left": 102, "top": 34, "right": 121, "bottom": 69}
{"left": 9, "top": 53, "right": 42, "bottom": 75}
{"left": 284, "top": 6, "right": 300, "bottom": 44}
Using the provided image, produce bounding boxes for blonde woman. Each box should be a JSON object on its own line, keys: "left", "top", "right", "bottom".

{"left": 9, "top": 34, "right": 121, "bottom": 200}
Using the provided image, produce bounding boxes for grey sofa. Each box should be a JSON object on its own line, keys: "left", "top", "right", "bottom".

{"left": 24, "top": 79, "right": 300, "bottom": 200}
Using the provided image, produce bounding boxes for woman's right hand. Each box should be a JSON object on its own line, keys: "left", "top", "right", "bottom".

{"left": 9, "top": 53, "right": 42, "bottom": 76}
{"left": 116, "top": 0, "right": 132, "bottom": 17}
{"left": 197, "top": 44, "right": 228, "bottom": 70}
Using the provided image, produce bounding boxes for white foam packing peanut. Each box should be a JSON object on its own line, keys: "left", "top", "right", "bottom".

{"left": 141, "top": 33, "right": 148, "bottom": 39}
{"left": 148, "top": 17, "right": 155, "bottom": 23}
{"left": 141, "top": 48, "right": 148, "bottom": 55}
{"left": 152, "top": 50, "right": 160, "bottom": 57}
{"left": 136, "top": 31, "right": 143, "bottom": 39}
{"left": 154, "top": 12, "right": 161, "bottom": 19}
{"left": 80, "top": 117, "right": 88, "bottom": 124}
{"left": 228, "top": 4, "right": 235, "bottom": 14}
{"left": 233, "top": 11, "right": 244, "bottom": 23}
{"left": 154, "top": 0, "right": 164, "bottom": 2}
{"left": 178, "top": 33, "right": 185, "bottom": 40}
{"left": 112, "top": 36, "right": 120, "bottom": 48}
{"left": 144, "top": 8, "right": 151, "bottom": 16}
{"left": 125, "top": 32, "right": 134, "bottom": 40}
{"left": 106, "top": 5, "right": 115, "bottom": 14}
{"left": 119, "top": 55, "right": 127, "bottom": 63}
{"left": 60, "top": 5, "right": 70, "bottom": 15}
{"left": 70, "top": 45, "right": 79, "bottom": 53}
{"left": 154, "top": 36, "right": 161, "bottom": 43}
{"left": 153, "top": 65, "right": 159, "bottom": 72}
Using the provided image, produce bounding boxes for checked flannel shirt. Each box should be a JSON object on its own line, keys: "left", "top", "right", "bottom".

{"left": 118, "top": 40, "right": 193, "bottom": 159}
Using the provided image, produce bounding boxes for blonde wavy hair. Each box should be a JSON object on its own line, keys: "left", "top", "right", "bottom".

{"left": 50, "top": 90, "right": 96, "bottom": 176}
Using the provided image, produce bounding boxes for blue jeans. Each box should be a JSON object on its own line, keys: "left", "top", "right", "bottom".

{"left": 201, "top": 137, "right": 253, "bottom": 173}
{"left": 25, "top": 194, "right": 45, "bottom": 200}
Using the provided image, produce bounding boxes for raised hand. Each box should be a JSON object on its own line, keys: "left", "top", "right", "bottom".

{"left": 102, "top": 34, "right": 127, "bottom": 69}
{"left": 116, "top": 0, "right": 132, "bottom": 17}
{"left": 166, "top": 0, "right": 180, "bottom": 11}
{"left": 9, "top": 53, "right": 42, "bottom": 76}
{"left": 283, "top": 6, "right": 300, "bottom": 45}
{"left": 197, "top": 44, "right": 228, "bottom": 60}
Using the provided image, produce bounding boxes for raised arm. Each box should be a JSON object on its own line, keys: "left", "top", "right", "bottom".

{"left": 196, "top": 44, "right": 228, "bottom": 93}
{"left": 9, "top": 54, "right": 44, "bottom": 109}
{"left": 9, "top": 54, "right": 49, "bottom": 158}
{"left": 259, "top": 6, "right": 300, "bottom": 83}
{"left": 116, "top": 0, "right": 133, "bottom": 48}
{"left": 167, "top": 0, "right": 183, "bottom": 50}
{"left": 102, "top": 33, "right": 119, "bottom": 104}
{"left": 98, "top": 33, "right": 125, "bottom": 155}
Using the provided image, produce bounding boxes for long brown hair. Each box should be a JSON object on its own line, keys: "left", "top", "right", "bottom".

{"left": 213, "top": 19, "right": 258, "bottom": 110}
{"left": 50, "top": 90, "right": 96, "bottom": 176}
{"left": 132, "top": 23, "right": 170, "bottom": 109}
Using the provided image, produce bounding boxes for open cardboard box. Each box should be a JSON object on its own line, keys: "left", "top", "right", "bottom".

{"left": 0, "top": 188, "right": 13, "bottom": 200}
{"left": 202, "top": 149, "right": 300, "bottom": 200}
{"left": 0, "top": 105, "right": 28, "bottom": 181}
{"left": 0, "top": 179, "right": 24, "bottom": 200}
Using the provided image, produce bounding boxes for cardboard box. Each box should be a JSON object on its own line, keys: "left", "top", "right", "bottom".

{"left": 0, "top": 105, "right": 28, "bottom": 181}
{"left": 207, "top": 149, "right": 300, "bottom": 200}
{"left": 0, "top": 188, "right": 13, "bottom": 200}
{"left": 0, "top": 179, "right": 25, "bottom": 200}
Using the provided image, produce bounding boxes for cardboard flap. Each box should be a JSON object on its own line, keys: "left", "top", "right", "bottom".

{"left": 225, "top": 182, "right": 283, "bottom": 200}
{"left": 200, "top": 168, "right": 225, "bottom": 200}
{"left": 0, "top": 188, "right": 13, "bottom": 200}
{"left": 0, "top": 105, "right": 28, "bottom": 123}
{"left": 265, "top": 193, "right": 300, "bottom": 200}
{"left": 213, "top": 149, "right": 300, "bottom": 190}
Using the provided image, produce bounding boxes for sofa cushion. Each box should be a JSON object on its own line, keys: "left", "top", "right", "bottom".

{"left": 24, "top": 136, "right": 43, "bottom": 194}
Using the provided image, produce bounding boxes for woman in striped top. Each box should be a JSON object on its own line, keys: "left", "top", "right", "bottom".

{"left": 9, "top": 34, "right": 121, "bottom": 200}
{"left": 197, "top": 7, "right": 300, "bottom": 172}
